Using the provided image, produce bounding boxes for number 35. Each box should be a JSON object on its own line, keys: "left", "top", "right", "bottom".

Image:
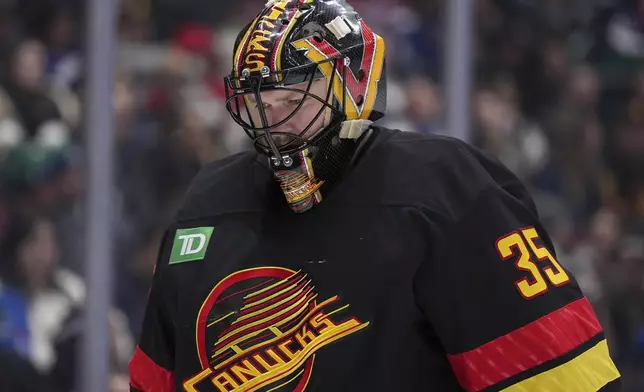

{"left": 495, "top": 227, "right": 570, "bottom": 299}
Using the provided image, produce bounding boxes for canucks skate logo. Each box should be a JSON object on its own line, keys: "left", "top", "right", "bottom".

{"left": 183, "top": 267, "right": 369, "bottom": 391}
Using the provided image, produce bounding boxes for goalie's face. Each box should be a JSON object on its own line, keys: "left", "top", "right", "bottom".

{"left": 245, "top": 78, "right": 332, "bottom": 148}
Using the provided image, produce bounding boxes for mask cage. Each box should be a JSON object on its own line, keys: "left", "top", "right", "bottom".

{"left": 224, "top": 57, "right": 348, "bottom": 158}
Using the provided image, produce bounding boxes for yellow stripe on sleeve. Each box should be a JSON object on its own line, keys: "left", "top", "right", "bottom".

{"left": 502, "top": 340, "right": 620, "bottom": 392}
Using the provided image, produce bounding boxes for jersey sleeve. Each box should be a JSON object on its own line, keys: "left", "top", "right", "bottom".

{"left": 413, "top": 183, "right": 621, "bottom": 392}
{"left": 129, "top": 231, "right": 176, "bottom": 392}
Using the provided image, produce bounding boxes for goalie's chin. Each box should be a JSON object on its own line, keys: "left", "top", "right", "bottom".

{"left": 259, "top": 126, "right": 326, "bottom": 153}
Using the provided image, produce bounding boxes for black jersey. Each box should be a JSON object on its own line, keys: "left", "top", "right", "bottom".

{"left": 129, "top": 126, "right": 621, "bottom": 392}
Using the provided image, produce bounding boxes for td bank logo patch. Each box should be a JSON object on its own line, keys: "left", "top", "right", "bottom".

{"left": 170, "top": 227, "right": 214, "bottom": 264}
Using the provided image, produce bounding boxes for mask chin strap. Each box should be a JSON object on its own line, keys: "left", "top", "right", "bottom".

{"left": 270, "top": 119, "right": 375, "bottom": 213}
{"left": 269, "top": 118, "right": 371, "bottom": 168}
{"left": 339, "top": 119, "right": 372, "bottom": 140}
{"left": 341, "top": 119, "right": 376, "bottom": 167}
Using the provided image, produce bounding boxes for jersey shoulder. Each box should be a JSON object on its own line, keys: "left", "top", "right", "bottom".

{"left": 174, "top": 150, "right": 270, "bottom": 221}
{"left": 359, "top": 127, "right": 534, "bottom": 221}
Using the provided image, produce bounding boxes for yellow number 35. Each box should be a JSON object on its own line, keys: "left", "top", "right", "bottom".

{"left": 495, "top": 227, "right": 570, "bottom": 299}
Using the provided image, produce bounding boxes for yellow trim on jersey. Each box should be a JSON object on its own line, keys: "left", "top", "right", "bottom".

{"left": 501, "top": 340, "right": 620, "bottom": 392}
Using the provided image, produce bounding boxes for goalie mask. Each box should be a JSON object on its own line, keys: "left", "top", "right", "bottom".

{"left": 224, "top": 0, "right": 387, "bottom": 212}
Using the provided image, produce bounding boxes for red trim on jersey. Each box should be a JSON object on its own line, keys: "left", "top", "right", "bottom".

{"left": 129, "top": 346, "right": 175, "bottom": 392}
{"left": 447, "top": 297, "right": 603, "bottom": 392}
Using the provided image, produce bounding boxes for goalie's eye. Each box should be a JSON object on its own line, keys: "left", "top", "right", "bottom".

{"left": 285, "top": 98, "right": 304, "bottom": 107}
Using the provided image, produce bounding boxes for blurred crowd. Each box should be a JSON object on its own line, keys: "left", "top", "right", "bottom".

{"left": 0, "top": 0, "right": 642, "bottom": 391}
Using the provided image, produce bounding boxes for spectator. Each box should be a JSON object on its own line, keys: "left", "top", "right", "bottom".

{"left": 0, "top": 212, "right": 84, "bottom": 372}
{"left": 472, "top": 79, "right": 549, "bottom": 181}
{"left": 2, "top": 39, "right": 69, "bottom": 149}
{"left": 0, "top": 347, "right": 57, "bottom": 392}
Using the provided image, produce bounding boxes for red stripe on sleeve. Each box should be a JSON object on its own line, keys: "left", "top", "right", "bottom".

{"left": 447, "top": 297, "right": 603, "bottom": 392}
{"left": 129, "top": 346, "right": 174, "bottom": 392}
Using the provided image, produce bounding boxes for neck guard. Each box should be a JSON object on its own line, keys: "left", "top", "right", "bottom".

{"left": 270, "top": 120, "right": 373, "bottom": 213}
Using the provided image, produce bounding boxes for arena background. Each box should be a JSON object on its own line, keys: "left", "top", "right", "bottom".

{"left": 0, "top": 0, "right": 643, "bottom": 391}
